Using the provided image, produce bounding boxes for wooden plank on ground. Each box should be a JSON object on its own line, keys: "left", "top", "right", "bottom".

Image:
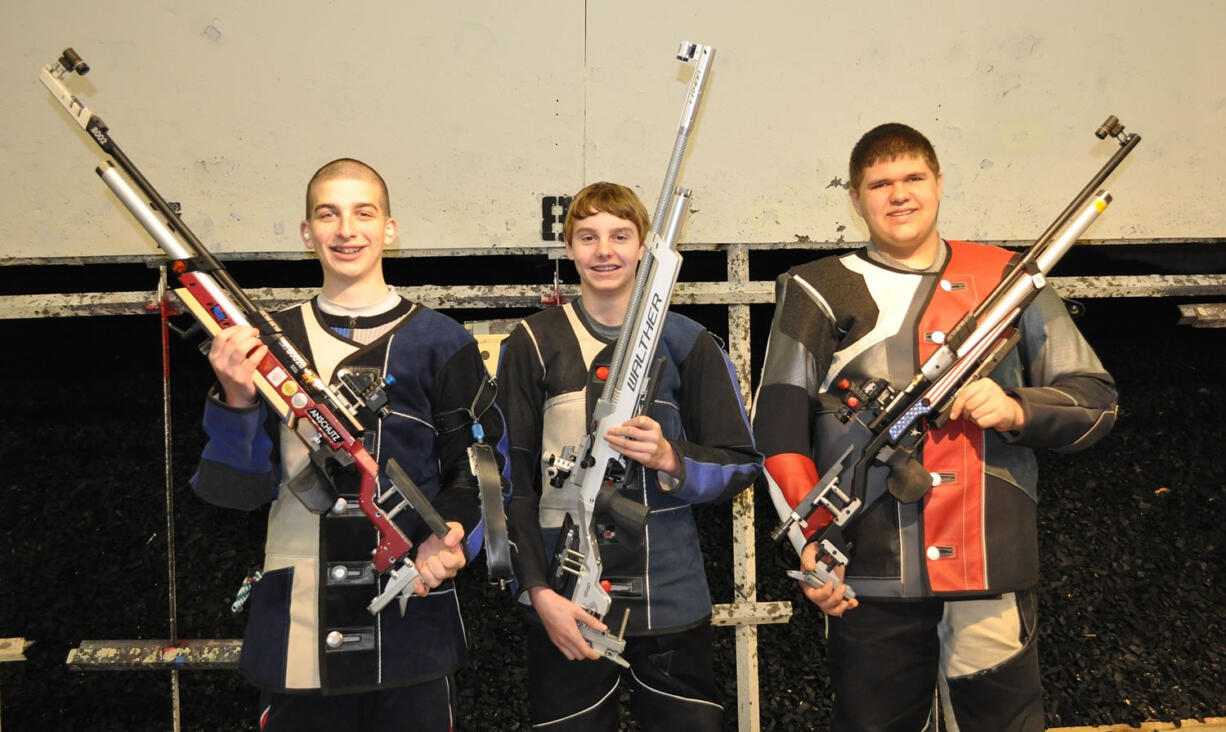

{"left": 1178, "top": 303, "right": 1226, "bottom": 327}
{"left": 1049, "top": 719, "right": 1226, "bottom": 731}
{"left": 0, "top": 639, "right": 30, "bottom": 664}
{"left": 66, "top": 639, "right": 242, "bottom": 671}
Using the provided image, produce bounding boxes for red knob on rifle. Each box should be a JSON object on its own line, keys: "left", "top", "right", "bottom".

{"left": 596, "top": 366, "right": 609, "bottom": 381}
{"left": 600, "top": 580, "right": 612, "bottom": 592}
{"left": 837, "top": 378, "right": 850, "bottom": 391}
{"left": 845, "top": 396, "right": 860, "bottom": 409}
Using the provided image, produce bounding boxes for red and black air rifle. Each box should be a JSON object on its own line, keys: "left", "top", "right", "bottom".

{"left": 41, "top": 48, "right": 447, "bottom": 615}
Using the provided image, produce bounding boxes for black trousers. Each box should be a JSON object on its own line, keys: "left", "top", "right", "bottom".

{"left": 525, "top": 621, "right": 723, "bottom": 731}
{"left": 827, "top": 592, "right": 1043, "bottom": 732}
{"left": 258, "top": 674, "right": 456, "bottom": 732}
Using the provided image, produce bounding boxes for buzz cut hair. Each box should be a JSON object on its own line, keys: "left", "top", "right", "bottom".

{"left": 849, "top": 123, "right": 941, "bottom": 191}
{"left": 563, "top": 181, "right": 651, "bottom": 243}
{"left": 305, "top": 158, "right": 391, "bottom": 218}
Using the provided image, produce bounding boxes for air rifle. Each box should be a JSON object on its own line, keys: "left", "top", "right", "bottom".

{"left": 774, "top": 116, "right": 1141, "bottom": 596}
{"left": 41, "top": 48, "right": 460, "bottom": 616}
{"left": 542, "top": 41, "right": 714, "bottom": 667}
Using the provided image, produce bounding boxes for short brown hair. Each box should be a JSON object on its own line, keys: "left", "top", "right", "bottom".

{"left": 563, "top": 182, "right": 650, "bottom": 243}
{"left": 849, "top": 124, "right": 940, "bottom": 191}
{"left": 305, "top": 158, "right": 391, "bottom": 218}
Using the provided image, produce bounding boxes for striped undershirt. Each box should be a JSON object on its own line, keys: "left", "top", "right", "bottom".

{"left": 314, "top": 288, "right": 413, "bottom": 346}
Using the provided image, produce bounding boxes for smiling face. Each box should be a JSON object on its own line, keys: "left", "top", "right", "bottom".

{"left": 302, "top": 175, "right": 397, "bottom": 304}
{"left": 565, "top": 211, "right": 644, "bottom": 299}
{"left": 849, "top": 153, "right": 943, "bottom": 267}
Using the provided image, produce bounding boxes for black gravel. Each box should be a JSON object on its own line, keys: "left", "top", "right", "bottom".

{"left": 1, "top": 297, "right": 1223, "bottom": 731}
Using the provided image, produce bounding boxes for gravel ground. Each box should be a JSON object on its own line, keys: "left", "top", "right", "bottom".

{"left": 1, "top": 296, "right": 1222, "bottom": 731}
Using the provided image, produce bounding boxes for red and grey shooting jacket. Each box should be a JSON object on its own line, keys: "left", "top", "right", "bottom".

{"left": 754, "top": 240, "right": 1117, "bottom": 598}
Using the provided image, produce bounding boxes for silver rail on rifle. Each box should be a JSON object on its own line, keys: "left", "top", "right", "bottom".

{"left": 547, "top": 41, "right": 714, "bottom": 667}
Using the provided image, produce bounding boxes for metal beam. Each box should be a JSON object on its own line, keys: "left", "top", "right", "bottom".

{"left": 3, "top": 275, "right": 1224, "bottom": 320}
{"left": 3, "top": 236, "right": 1224, "bottom": 267}
{"left": 711, "top": 601, "right": 793, "bottom": 627}
{"left": 726, "top": 243, "right": 771, "bottom": 731}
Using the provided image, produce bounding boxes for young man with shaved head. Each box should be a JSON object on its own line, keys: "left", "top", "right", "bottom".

{"left": 192, "top": 158, "right": 505, "bottom": 731}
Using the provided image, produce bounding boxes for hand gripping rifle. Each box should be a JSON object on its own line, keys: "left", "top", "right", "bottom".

{"left": 41, "top": 48, "right": 459, "bottom": 616}
{"left": 542, "top": 42, "right": 714, "bottom": 667}
{"left": 773, "top": 116, "right": 1141, "bottom": 596}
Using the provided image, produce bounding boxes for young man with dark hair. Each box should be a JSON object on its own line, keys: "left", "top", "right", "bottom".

{"left": 754, "top": 124, "right": 1118, "bottom": 730}
{"left": 193, "top": 158, "right": 504, "bottom": 731}
{"left": 497, "top": 181, "right": 762, "bottom": 730}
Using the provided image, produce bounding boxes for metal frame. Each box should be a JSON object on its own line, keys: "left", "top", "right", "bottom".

{"left": 7, "top": 240, "right": 1223, "bottom": 732}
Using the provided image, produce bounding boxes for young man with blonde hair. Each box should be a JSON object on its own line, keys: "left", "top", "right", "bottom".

{"left": 497, "top": 181, "right": 761, "bottom": 730}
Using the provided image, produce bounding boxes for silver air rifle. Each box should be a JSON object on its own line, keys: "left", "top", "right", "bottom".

{"left": 41, "top": 48, "right": 456, "bottom": 616}
{"left": 544, "top": 41, "right": 714, "bottom": 666}
{"left": 774, "top": 116, "right": 1141, "bottom": 596}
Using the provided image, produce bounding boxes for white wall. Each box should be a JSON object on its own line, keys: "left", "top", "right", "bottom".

{"left": 4, "top": 1, "right": 1223, "bottom": 261}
